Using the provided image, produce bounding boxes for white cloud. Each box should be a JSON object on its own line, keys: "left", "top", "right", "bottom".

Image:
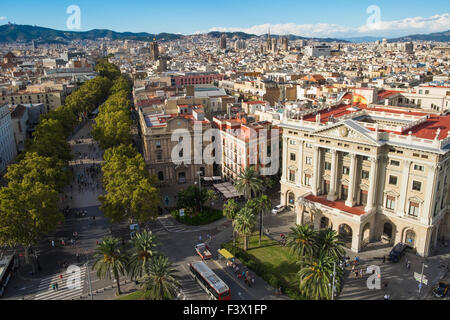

{"left": 209, "top": 13, "right": 450, "bottom": 38}
{"left": 0, "top": 17, "right": 7, "bottom": 21}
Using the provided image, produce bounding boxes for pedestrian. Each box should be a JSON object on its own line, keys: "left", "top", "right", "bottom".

{"left": 76, "top": 252, "right": 80, "bottom": 262}
{"left": 382, "top": 256, "right": 386, "bottom": 264}
{"left": 360, "top": 268, "right": 364, "bottom": 278}
{"left": 55, "top": 282, "right": 59, "bottom": 291}
{"left": 251, "top": 277, "right": 255, "bottom": 286}
{"left": 355, "top": 270, "right": 359, "bottom": 278}
{"left": 61, "top": 239, "right": 65, "bottom": 246}
{"left": 384, "top": 281, "right": 388, "bottom": 290}
{"left": 51, "top": 240, "right": 55, "bottom": 248}
{"left": 406, "top": 260, "right": 411, "bottom": 270}
{"left": 199, "top": 235, "right": 202, "bottom": 243}
{"left": 52, "top": 283, "right": 56, "bottom": 291}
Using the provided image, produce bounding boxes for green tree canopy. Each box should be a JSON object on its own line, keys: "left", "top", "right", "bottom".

{"left": 127, "top": 230, "right": 158, "bottom": 281}
{"left": 31, "top": 118, "right": 72, "bottom": 161}
{"left": 5, "top": 152, "right": 71, "bottom": 192}
{"left": 92, "top": 110, "right": 132, "bottom": 150}
{"left": 0, "top": 180, "right": 62, "bottom": 262}
{"left": 234, "top": 166, "right": 264, "bottom": 200}
{"left": 92, "top": 237, "right": 129, "bottom": 295}
{"left": 140, "top": 255, "right": 180, "bottom": 300}
{"left": 232, "top": 205, "right": 257, "bottom": 251}
{"left": 176, "top": 186, "right": 216, "bottom": 216}
{"left": 100, "top": 145, "right": 160, "bottom": 224}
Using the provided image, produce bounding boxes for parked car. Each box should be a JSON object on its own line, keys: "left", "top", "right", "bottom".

{"left": 388, "top": 243, "right": 409, "bottom": 263}
{"left": 272, "top": 205, "right": 286, "bottom": 215}
{"left": 195, "top": 243, "right": 212, "bottom": 260}
{"left": 433, "top": 282, "right": 449, "bottom": 299}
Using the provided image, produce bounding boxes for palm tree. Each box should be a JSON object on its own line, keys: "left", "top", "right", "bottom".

{"left": 287, "top": 225, "right": 318, "bottom": 265}
{"left": 92, "top": 237, "right": 128, "bottom": 295}
{"left": 256, "top": 195, "right": 272, "bottom": 246}
{"left": 223, "top": 199, "right": 239, "bottom": 247}
{"left": 234, "top": 167, "right": 263, "bottom": 200}
{"left": 316, "top": 229, "right": 345, "bottom": 262}
{"left": 127, "top": 230, "right": 158, "bottom": 281}
{"left": 232, "top": 206, "right": 257, "bottom": 251}
{"left": 297, "top": 253, "right": 339, "bottom": 300}
{"left": 140, "top": 255, "right": 180, "bottom": 300}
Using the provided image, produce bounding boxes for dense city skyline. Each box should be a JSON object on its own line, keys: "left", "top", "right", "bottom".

{"left": 0, "top": 0, "right": 449, "bottom": 38}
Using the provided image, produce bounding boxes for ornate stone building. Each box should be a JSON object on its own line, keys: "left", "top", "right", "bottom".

{"left": 280, "top": 101, "right": 450, "bottom": 257}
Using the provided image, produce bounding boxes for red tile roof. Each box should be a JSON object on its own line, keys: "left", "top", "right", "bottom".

{"left": 377, "top": 90, "right": 403, "bottom": 100}
{"left": 305, "top": 195, "right": 366, "bottom": 216}
{"left": 403, "top": 115, "right": 450, "bottom": 140}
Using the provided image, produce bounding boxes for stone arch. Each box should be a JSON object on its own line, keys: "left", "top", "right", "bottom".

{"left": 404, "top": 228, "right": 416, "bottom": 248}
{"left": 286, "top": 190, "right": 296, "bottom": 207}
{"left": 361, "top": 222, "right": 371, "bottom": 248}
{"left": 339, "top": 224, "right": 353, "bottom": 249}
{"left": 381, "top": 220, "right": 396, "bottom": 245}
{"left": 320, "top": 216, "right": 332, "bottom": 230}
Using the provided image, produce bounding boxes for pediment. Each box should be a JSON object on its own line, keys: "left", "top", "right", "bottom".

{"left": 408, "top": 196, "right": 424, "bottom": 204}
{"left": 304, "top": 168, "right": 313, "bottom": 175}
{"left": 360, "top": 183, "right": 370, "bottom": 191}
{"left": 312, "top": 120, "right": 380, "bottom": 147}
{"left": 385, "top": 190, "right": 400, "bottom": 197}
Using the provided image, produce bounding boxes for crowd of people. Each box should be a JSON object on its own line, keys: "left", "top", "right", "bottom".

{"left": 227, "top": 259, "right": 256, "bottom": 288}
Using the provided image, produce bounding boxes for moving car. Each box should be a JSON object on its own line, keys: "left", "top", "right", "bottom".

{"left": 388, "top": 243, "right": 409, "bottom": 263}
{"left": 272, "top": 205, "right": 286, "bottom": 215}
{"left": 433, "top": 282, "right": 449, "bottom": 299}
{"left": 195, "top": 243, "right": 212, "bottom": 260}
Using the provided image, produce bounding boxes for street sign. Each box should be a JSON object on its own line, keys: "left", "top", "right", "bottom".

{"left": 414, "top": 272, "right": 428, "bottom": 285}
{"left": 179, "top": 209, "right": 185, "bottom": 217}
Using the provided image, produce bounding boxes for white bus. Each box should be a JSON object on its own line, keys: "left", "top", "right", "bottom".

{"left": 189, "top": 261, "right": 231, "bottom": 300}
{"left": 0, "top": 255, "right": 17, "bottom": 297}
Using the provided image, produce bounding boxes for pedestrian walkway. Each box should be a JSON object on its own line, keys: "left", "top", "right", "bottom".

{"left": 34, "top": 266, "right": 87, "bottom": 300}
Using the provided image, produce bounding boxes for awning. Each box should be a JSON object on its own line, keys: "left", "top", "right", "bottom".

{"left": 218, "top": 249, "right": 234, "bottom": 260}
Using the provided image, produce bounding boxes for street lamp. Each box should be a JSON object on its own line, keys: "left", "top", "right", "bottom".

{"left": 83, "top": 250, "right": 94, "bottom": 300}
{"left": 418, "top": 261, "right": 428, "bottom": 298}
{"left": 196, "top": 171, "right": 203, "bottom": 191}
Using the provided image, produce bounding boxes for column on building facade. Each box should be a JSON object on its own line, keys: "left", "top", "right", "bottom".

{"left": 327, "top": 149, "right": 338, "bottom": 201}
{"left": 398, "top": 160, "right": 412, "bottom": 215}
{"left": 351, "top": 230, "right": 362, "bottom": 253}
{"left": 345, "top": 153, "right": 357, "bottom": 207}
{"left": 422, "top": 164, "right": 438, "bottom": 225}
{"left": 296, "top": 141, "right": 303, "bottom": 186}
{"left": 281, "top": 137, "right": 288, "bottom": 183}
{"left": 365, "top": 156, "right": 379, "bottom": 212}
{"left": 312, "top": 146, "right": 320, "bottom": 196}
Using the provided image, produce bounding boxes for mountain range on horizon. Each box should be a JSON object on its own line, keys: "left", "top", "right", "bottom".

{"left": 0, "top": 23, "right": 449, "bottom": 44}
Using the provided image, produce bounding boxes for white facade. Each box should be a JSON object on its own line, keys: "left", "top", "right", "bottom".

{"left": 0, "top": 104, "right": 17, "bottom": 173}
{"left": 304, "top": 45, "right": 331, "bottom": 57}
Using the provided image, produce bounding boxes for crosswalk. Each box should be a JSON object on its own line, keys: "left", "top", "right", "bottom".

{"left": 158, "top": 218, "right": 188, "bottom": 233}
{"left": 157, "top": 217, "right": 213, "bottom": 234}
{"left": 34, "top": 266, "right": 87, "bottom": 300}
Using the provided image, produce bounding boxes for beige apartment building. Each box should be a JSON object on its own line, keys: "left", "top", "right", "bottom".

{"left": 139, "top": 105, "right": 213, "bottom": 189}
{"left": 280, "top": 101, "right": 450, "bottom": 257}
{"left": 213, "top": 115, "right": 275, "bottom": 182}
{"left": 1, "top": 89, "right": 67, "bottom": 113}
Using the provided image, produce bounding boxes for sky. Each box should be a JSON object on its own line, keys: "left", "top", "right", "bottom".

{"left": 0, "top": 0, "right": 449, "bottom": 38}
